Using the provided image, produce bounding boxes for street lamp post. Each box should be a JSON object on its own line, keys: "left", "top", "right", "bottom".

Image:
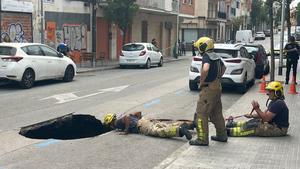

{"left": 279, "top": 0, "right": 285, "bottom": 75}
{"left": 41, "top": 0, "right": 44, "bottom": 44}
{"left": 176, "top": 0, "right": 179, "bottom": 57}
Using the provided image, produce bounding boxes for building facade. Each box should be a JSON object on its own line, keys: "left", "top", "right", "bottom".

{"left": 0, "top": 0, "right": 34, "bottom": 43}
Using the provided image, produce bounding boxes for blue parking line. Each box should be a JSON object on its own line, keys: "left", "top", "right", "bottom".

{"left": 35, "top": 139, "right": 61, "bottom": 148}
{"left": 175, "top": 90, "right": 184, "bottom": 95}
{"left": 144, "top": 99, "right": 160, "bottom": 108}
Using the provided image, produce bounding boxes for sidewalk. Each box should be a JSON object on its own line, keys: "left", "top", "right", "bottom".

{"left": 76, "top": 53, "right": 191, "bottom": 74}
{"left": 155, "top": 61, "right": 300, "bottom": 169}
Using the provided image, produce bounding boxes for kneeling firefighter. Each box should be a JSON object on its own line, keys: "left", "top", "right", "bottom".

{"left": 189, "top": 37, "right": 228, "bottom": 146}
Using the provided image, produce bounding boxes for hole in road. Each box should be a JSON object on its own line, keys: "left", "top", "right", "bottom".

{"left": 19, "top": 114, "right": 112, "bottom": 140}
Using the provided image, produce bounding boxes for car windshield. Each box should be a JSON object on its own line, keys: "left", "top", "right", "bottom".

{"left": 245, "top": 46, "right": 259, "bottom": 53}
{"left": 0, "top": 46, "right": 17, "bottom": 55}
{"left": 122, "top": 44, "right": 145, "bottom": 51}
{"left": 214, "top": 49, "right": 238, "bottom": 58}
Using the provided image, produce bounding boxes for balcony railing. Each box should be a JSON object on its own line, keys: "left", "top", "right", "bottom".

{"left": 136, "top": 0, "right": 165, "bottom": 10}
{"left": 218, "top": 12, "right": 226, "bottom": 19}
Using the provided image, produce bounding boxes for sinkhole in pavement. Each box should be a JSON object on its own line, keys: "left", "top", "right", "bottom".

{"left": 19, "top": 114, "right": 112, "bottom": 140}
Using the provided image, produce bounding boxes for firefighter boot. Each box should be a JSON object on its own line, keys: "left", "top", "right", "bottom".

{"left": 211, "top": 135, "right": 228, "bottom": 142}
{"left": 179, "top": 123, "right": 192, "bottom": 140}
{"left": 189, "top": 138, "right": 208, "bottom": 146}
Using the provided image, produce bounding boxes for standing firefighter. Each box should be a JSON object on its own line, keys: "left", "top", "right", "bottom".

{"left": 103, "top": 111, "right": 192, "bottom": 140}
{"left": 284, "top": 36, "right": 299, "bottom": 84}
{"left": 227, "top": 81, "right": 289, "bottom": 137}
{"left": 189, "top": 37, "right": 227, "bottom": 146}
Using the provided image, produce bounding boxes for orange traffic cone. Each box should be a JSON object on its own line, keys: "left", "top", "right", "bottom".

{"left": 259, "top": 76, "right": 266, "bottom": 93}
{"left": 289, "top": 76, "right": 298, "bottom": 94}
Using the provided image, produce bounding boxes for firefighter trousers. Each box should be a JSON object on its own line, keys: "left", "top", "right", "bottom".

{"left": 195, "top": 80, "right": 227, "bottom": 144}
{"left": 227, "top": 119, "right": 288, "bottom": 137}
{"left": 137, "top": 118, "right": 180, "bottom": 138}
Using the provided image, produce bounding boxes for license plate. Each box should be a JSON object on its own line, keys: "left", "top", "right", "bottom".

{"left": 127, "top": 59, "right": 135, "bottom": 62}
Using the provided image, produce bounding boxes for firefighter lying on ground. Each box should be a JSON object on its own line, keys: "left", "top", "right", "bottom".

{"left": 103, "top": 111, "right": 192, "bottom": 140}
{"left": 226, "top": 81, "right": 289, "bottom": 137}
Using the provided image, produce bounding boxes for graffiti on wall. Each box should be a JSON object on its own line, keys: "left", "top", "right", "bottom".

{"left": 63, "top": 24, "right": 87, "bottom": 51}
{"left": 1, "top": 22, "right": 28, "bottom": 42}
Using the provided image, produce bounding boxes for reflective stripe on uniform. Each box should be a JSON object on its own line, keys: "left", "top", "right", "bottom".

{"left": 197, "top": 118, "right": 206, "bottom": 141}
{"left": 236, "top": 121, "right": 246, "bottom": 127}
{"left": 230, "top": 127, "right": 255, "bottom": 137}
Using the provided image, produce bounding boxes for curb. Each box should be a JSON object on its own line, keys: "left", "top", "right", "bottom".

{"left": 76, "top": 57, "right": 189, "bottom": 74}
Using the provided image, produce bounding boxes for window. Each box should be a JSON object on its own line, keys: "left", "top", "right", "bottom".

{"left": 40, "top": 45, "right": 59, "bottom": 57}
{"left": 214, "top": 49, "right": 238, "bottom": 58}
{"left": 0, "top": 47, "right": 16, "bottom": 55}
{"left": 22, "top": 45, "right": 44, "bottom": 56}
{"left": 122, "top": 44, "right": 145, "bottom": 51}
{"left": 147, "top": 45, "right": 152, "bottom": 51}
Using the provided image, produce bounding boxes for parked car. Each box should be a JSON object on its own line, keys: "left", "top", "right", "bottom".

{"left": 189, "top": 43, "right": 256, "bottom": 93}
{"left": 264, "top": 29, "right": 271, "bottom": 37}
{"left": 235, "top": 30, "right": 254, "bottom": 43}
{"left": 255, "top": 32, "right": 266, "bottom": 40}
{"left": 244, "top": 44, "right": 270, "bottom": 79}
{"left": 119, "top": 43, "right": 163, "bottom": 69}
{"left": 293, "top": 26, "right": 300, "bottom": 41}
{"left": 0, "top": 43, "right": 76, "bottom": 89}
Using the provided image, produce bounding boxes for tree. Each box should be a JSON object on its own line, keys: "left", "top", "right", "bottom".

{"left": 103, "top": 0, "right": 139, "bottom": 45}
{"left": 250, "top": 0, "right": 263, "bottom": 31}
{"left": 297, "top": 3, "right": 300, "bottom": 25}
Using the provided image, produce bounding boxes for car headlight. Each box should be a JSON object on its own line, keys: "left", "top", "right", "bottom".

{"left": 230, "top": 68, "right": 243, "bottom": 75}
{"left": 190, "top": 66, "right": 199, "bottom": 73}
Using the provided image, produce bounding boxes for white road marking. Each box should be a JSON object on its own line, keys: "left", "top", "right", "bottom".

{"left": 40, "top": 85, "right": 129, "bottom": 104}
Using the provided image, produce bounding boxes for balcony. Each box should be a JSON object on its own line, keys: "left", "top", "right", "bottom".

{"left": 218, "top": 12, "right": 226, "bottom": 19}
{"left": 136, "top": 0, "right": 165, "bottom": 10}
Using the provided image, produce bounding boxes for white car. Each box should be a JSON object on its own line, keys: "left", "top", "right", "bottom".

{"left": 189, "top": 44, "right": 256, "bottom": 93}
{"left": 0, "top": 43, "right": 76, "bottom": 89}
{"left": 119, "top": 43, "right": 163, "bottom": 69}
{"left": 255, "top": 32, "right": 266, "bottom": 40}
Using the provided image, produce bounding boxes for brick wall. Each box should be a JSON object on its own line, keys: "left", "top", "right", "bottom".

{"left": 180, "top": 1, "right": 195, "bottom": 15}
{"left": 1, "top": 12, "right": 33, "bottom": 42}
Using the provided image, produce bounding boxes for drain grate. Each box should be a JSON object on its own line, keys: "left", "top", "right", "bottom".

{"left": 19, "top": 113, "right": 112, "bottom": 140}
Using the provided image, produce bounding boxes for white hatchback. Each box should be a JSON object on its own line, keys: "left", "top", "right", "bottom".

{"left": 189, "top": 44, "right": 256, "bottom": 93}
{"left": 119, "top": 43, "right": 163, "bottom": 69}
{"left": 0, "top": 43, "right": 77, "bottom": 89}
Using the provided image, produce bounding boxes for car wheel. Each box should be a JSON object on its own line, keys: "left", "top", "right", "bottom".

{"left": 189, "top": 80, "right": 198, "bottom": 91}
{"left": 249, "top": 78, "right": 255, "bottom": 87}
{"left": 63, "top": 66, "right": 75, "bottom": 82}
{"left": 264, "top": 63, "right": 270, "bottom": 75}
{"left": 145, "top": 59, "right": 151, "bottom": 69}
{"left": 238, "top": 74, "right": 248, "bottom": 94}
{"left": 158, "top": 57, "right": 163, "bottom": 67}
{"left": 20, "top": 69, "right": 35, "bottom": 89}
{"left": 120, "top": 65, "right": 126, "bottom": 69}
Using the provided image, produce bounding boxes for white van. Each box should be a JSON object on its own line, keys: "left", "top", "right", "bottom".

{"left": 235, "top": 30, "right": 254, "bottom": 43}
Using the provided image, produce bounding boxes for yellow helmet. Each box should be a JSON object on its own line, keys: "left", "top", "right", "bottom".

{"left": 103, "top": 113, "right": 117, "bottom": 125}
{"left": 194, "top": 37, "right": 214, "bottom": 53}
{"left": 266, "top": 81, "right": 284, "bottom": 98}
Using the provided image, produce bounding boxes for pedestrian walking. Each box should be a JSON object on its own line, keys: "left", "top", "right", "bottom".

{"left": 177, "top": 40, "right": 182, "bottom": 56}
{"left": 57, "top": 39, "right": 70, "bottom": 56}
{"left": 189, "top": 37, "right": 227, "bottom": 146}
{"left": 192, "top": 40, "right": 197, "bottom": 56}
{"left": 103, "top": 111, "right": 192, "bottom": 140}
{"left": 284, "top": 36, "right": 299, "bottom": 84}
{"left": 181, "top": 41, "right": 186, "bottom": 56}
{"left": 226, "top": 81, "right": 289, "bottom": 137}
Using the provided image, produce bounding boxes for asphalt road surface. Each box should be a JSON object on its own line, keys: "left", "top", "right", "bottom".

{"left": 0, "top": 53, "right": 244, "bottom": 169}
